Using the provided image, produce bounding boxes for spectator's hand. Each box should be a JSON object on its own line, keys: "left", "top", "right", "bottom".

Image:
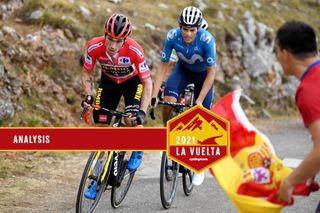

{"left": 81, "top": 95, "right": 94, "bottom": 108}
{"left": 135, "top": 110, "right": 146, "bottom": 125}
{"left": 276, "top": 179, "right": 294, "bottom": 203}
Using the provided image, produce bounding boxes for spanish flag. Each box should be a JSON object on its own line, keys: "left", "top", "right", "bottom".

{"left": 210, "top": 89, "right": 318, "bottom": 213}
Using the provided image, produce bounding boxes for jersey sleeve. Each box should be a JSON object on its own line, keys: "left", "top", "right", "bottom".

{"left": 83, "top": 40, "right": 98, "bottom": 72}
{"left": 202, "top": 31, "right": 216, "bottom": 67}
{"left": 169, "top": 49, "right": 178, "bottom": 62}
{"left": 129, "top": 43, "right": 151, "bottom": 81}
{"left": 161, "top": 29, "right": 176, "bottom": 63}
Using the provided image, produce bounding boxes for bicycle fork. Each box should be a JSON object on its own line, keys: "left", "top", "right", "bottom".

{"left": 88, "top": 151, "right": 114, "bottom": 182}
{"left": 113, "top": 152, "right": 127, "bottom": 186}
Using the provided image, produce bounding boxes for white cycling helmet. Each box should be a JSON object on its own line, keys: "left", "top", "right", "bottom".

{"left": 178, "top": 6, "right": 203, "bottom": 28}
{"left": 200, "top": 19, "right": 208, "bottom": 30}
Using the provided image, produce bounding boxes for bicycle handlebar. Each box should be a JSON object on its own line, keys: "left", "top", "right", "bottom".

{"left": 91, "top": 104, "right": 131, "bottom": 118}
{"left": 80, "top": 104, "right": 132, "bottom": 125}
{"left": 157, "top": 101, "right": 190, "bottom": 107}
{"left": 149, "top": 100, "right": 192, "bottom": 120}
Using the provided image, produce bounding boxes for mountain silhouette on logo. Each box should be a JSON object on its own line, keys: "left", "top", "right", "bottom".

{"left": 174, "top": 115, "right": 203, "bottom": 132}
{"left": 197, "top": 135, "right": 222, "bottom": 145}
{"left": 210, "top": 121, "right": 219, "bottom": 131}
{"left": 171, "top": 114, "right": 225, "bottom": 146}
{"left": 182, "top": 116, "right": 203, "bottom": 131}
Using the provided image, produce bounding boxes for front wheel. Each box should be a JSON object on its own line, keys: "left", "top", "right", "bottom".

{"left": 111, "top": 152, "right": 135, "bottom": 208}
{"left": 182, "top": 168, "right": 194, "bottom": 196}
{"left": 160, "top": 151, "right": 179, "bottom": 209}
{"left": 76, "top": 151, "right": 112, "bottom": 213}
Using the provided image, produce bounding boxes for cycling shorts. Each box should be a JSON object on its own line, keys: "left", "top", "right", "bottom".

{"left": 164, "top": 62, "right": 214, "bottom": 109}
{"left": 93, "top": 74, "right": 142, "bottom": 124}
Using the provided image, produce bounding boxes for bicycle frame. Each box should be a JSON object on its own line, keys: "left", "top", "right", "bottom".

{"left": 150, "top": 83, "right": 195, "bottom": 120}
{"left": 89, "top": 150, "right": 114, "bottom": 183}
{"left": 150, "top": 83, "right": 195, "bottom": 209}
{"left": 76, "top": 105, "right": 137, "bottom": 212}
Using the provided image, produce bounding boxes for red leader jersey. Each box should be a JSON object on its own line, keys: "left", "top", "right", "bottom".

{"left": 296, "top": 60, "right": 320, "bottom": 127}
{"left": 83, "top": 36, "right": 151, "bottom": 84}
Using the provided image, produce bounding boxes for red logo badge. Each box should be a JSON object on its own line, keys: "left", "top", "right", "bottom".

{"left": 167, "top": 105, "right": 230, "bottom": 173}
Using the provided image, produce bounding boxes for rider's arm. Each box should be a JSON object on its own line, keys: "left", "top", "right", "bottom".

{"left": 82, "top": 69, "right": 93, "bottom": 96}
{"left": 152, "top": 29, "right": 176, "bottom": 99}
{"left": 82, "top": 40, "right": 97, "bottom": 96}
{"left": 140, "top": 77, "right": 153, "bottom": 113}
{"left": 196, "top": 31, "right": 216, "bottom": 105}
{"left": 196, "top": 66, "right": 216, "bottom": 105}
{"left": 151, "top": 61, "right": 171, "bottom": 98}
{"left": 130, "top": 41, "right": 153, "bottom": 114}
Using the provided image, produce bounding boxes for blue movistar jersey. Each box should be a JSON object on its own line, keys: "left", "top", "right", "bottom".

{"left": 161, "top": 27, "right": 216, "bottom": 72}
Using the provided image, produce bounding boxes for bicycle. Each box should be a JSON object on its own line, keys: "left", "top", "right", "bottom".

{"left": 76, "top": 105, "right": 137, "bottom": 212}
{"left": 150, "top": 83, "right": 195, "bottom": 209}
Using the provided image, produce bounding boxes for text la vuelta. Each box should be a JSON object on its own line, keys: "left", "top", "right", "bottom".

{"left": 175, "top": 146, "right": 221, "bottom": 156}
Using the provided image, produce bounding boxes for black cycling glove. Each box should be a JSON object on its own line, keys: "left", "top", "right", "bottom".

{"left": 136, "top": 110, "right": 146, "bottom": 125}
{"left": 81, "top": 95, "right": 94, "bottom": 108}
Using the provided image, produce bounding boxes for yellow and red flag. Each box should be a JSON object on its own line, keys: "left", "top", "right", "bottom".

{"left": 210, "top": 89, "right": 318, "bottom": 213}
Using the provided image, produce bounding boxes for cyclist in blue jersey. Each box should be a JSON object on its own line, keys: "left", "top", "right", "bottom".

{"left": 151, "top": 6, "right": 216, "bottom": 186}
{"left": 163, "top": 19, "right": 209, "bottom": 82}
{"left": 152, "top": 6, "right": 216, "bottom": 112}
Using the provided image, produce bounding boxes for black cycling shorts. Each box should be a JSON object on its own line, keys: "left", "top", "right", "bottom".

{"left": 93, "top": 74, "right": 143, "bottom": 124}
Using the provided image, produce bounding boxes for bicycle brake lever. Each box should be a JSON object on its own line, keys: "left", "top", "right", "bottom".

{"left": 83, "top": 110, "right": 91, "bottom": 124}
{"left": 80, "top": 106, "right": 89, "bottom": 120}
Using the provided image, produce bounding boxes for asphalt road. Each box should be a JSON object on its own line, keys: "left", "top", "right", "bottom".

{"left": 66, "top": 118, "right": 320, "bottom": 213}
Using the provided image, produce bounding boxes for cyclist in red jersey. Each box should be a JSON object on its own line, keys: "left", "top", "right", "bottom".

{"left": 82, "top": 13, "right": 152, "bottom": 126}
{"left": 275, "top": 21, "right": 320, "bottom": 210}
{"left": 81, "top": 13, "right": 152, "bottom": 199}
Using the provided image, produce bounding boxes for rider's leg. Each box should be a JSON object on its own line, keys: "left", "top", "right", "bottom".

{"left": 197, "top": 85, "right": 214, "bottom": 109}
{"left": 127, "top": 151, "right": 144, "bottom": 172}
{"left": 192, "top": 172, "right": 205, "bottom": 186}
{"left": 189, "top": 72, "right": 214, "bottom": 186}
{"left": 123, "top": 75, "right": 143, "bottom": 127}
{"left": 191, "top": 93, "right": 213, "bottom": 186}
{"left": 84, "top": 179, "right": 98, "bottom": 199}
{"left": 163, "top": 63, "right": 188, "bottom": 125}
{"left": 162, "top": 96, "right": 177, "bottom": 126}
{"left": 85, "top": 78, "right": 121, "bottom": 199}
{"left": 122, "top": 76, "right": 144, "bottom": 170}
{"left": 190, "top": 71, "right": 214, "bottom": 109}
{"left": 92, "top": 76, "right": 122, "bottom": 125}
{"left": 85, "top": 151, "right": 105, "bottom": 200}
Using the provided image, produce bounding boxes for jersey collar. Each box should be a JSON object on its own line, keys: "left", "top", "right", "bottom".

{"left": 300, "top": 59, "right": 320, "bottom": 81}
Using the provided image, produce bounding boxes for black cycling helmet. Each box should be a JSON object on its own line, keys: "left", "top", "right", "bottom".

{"left": 178, "top": 6, "right": 203, "bottom": 28}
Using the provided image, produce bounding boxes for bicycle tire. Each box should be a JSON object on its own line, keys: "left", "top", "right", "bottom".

{"left": 111, "top": 152, "right": 135, "bottom": 208}
{"left": 182, "top": 168, "right": 194, "bottom": 196}
{"left": 76, "top": 151, "right": 112, "bottom": 213}
{"left": 160, "top": 151, "right": 179, "bottom": 209}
